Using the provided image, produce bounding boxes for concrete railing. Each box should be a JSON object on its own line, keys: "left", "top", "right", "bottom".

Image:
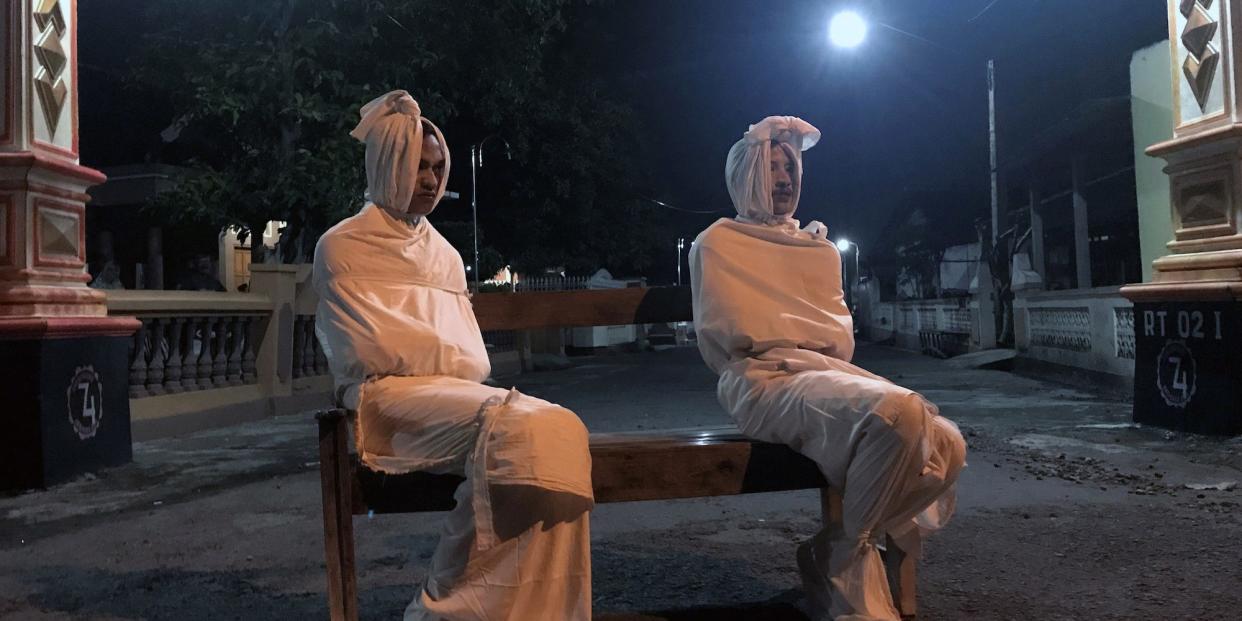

{"left": 105, "top": 264, "right": 331, "bottom": 439}
{"left": 860, "top": 297, "right": 979, "bottom": 356}
{"left": 105, "top": 264, "right": 541, "bottom": 437}
{"left": 107, "top": 291, "right": 271, "bottom": 398}
{"left": 1014, "top": 286, "right": 1134, "bottom": 382}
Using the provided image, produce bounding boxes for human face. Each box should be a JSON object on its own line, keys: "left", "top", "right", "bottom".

{"left": 408, "top": 131, "right": 446, "bottom": 216}
{"left": 770, "top": 142, "right": 797, "bottom": 216}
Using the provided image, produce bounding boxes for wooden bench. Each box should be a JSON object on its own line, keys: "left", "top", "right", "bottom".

{"left": 315, "top": 286, "right": 917, "bottom": 620}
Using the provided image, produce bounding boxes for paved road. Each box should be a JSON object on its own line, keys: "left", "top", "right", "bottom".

{"left": 2, "top": 345, "right": 1239, "bottom": 620}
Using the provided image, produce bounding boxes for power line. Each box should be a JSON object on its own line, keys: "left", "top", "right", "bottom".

{"left": 967, "top": 0, "right": 1003, "bottom": 24}
{"left": 636, "top": 194, "right": 730, "bottom": 215}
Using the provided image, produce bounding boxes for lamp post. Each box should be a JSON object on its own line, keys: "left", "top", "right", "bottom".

{"left": 470, "top": 135, "right": 512, "bottom": 293}
{"left": 829, "top": 10, "right": 1000, "bottom": 346}
{"left": 829, "top": 11, "right": 998, "bottom": 244}
{"left": 676, "top": 237, "right": 685, "bottom": 286}
{"left": 836, "top": 238, "right": 861, "bottom": 310}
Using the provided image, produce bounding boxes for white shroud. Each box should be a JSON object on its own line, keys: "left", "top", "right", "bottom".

{"left": 690, "top": 116, "right": 966, "bottom": 621}
{"left": 314, "top": 90, "right": 592, "bottom": 620}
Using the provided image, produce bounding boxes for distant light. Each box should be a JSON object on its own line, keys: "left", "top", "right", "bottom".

{"left": 465, "top": 265, "right": 472, "bottom": 272}
{"left": 829, "top": 11, "right": 867, "bottom": 49}
{"left": 836, "top": 238, "right": 852, "bottom": 252}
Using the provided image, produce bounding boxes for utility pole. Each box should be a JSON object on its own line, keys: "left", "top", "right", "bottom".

{"left": 988, "top": 58, "right": 999, "bottom": 245}
{"left": 978, "top": 59, "right": 1000, "bottom": 349}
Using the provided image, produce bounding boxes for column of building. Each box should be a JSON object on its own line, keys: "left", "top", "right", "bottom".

{"left": 0, "top": 1, "right": 139, "bottom": 489}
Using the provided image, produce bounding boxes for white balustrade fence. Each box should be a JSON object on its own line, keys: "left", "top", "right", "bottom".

{"left": 1014, "top": 287, "right": 1134, "bottom": 379}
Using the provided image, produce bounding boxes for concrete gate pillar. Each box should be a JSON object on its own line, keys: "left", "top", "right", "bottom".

{"left": 0, "top": 1, "right": 139, "bottom": 489}
{"left": 1122, "top": 0, "right": 1242, "bottom": 434}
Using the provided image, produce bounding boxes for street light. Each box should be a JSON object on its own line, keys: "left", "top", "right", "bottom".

{"left": 676, "top": 237, "right": 685, "bottom": 286}
{"left": 828, "top": 10, "right": 867, "bottom": 49}
{"left": 827, "top": 12, "right": 999, "bottom": 246}
{"left": 470, "top": 135, "right": 511, "bottom": 293}
{"left": 836, "top": 238, "right": 861, "bottom": 311}
{"left": 827, "top": 13, "right": 1003, "bottom": 345}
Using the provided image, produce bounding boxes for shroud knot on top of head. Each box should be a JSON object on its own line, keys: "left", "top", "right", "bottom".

{"left": 741, "top": 115, "right": 821, "bottom": 151}
{"left": 726, "top": 116, "right": 821, "bottom": 224}
{"left": 350, "top": 90, "right": 423, "bottom": 142}
{"left": 348, "top": 89, "right": 451, "bottom": 218}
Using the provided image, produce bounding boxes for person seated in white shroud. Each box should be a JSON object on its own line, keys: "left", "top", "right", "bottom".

{"left": 313, "top": 90, "right": 594, "bottom": 621}
{"left": 689, "top": 116, "right": 967, "bottom": 621}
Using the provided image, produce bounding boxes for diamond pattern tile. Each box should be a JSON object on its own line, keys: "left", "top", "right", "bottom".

{"left": 1181, "top": 5, "right": 1218, "bottom": 57}
{"left": 1183, "top": 47, "right": 1220, "bottom": 111}
{"left": 39, "top": 208, "right": 78, "bottom": 258}
{"left": 32, "top": 0, "right": 68, "bottom": 137}
{"left": 33, "top": 0, "right": 65, "bottom": 36}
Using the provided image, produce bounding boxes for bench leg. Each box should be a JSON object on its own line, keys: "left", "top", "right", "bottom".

{"left": 884, "top": 534, "right": 918, "bottom": 620}
{"left": 319, "top": 412, "right": 359, "bottom": 621}
{"left": 818, "top": 487, "right": 843, "bottom": 528}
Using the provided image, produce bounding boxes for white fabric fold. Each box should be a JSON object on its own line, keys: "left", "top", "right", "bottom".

{"left": 314, "top": 204, "right": 486, "bottom": 410}
{"left": 691, "top": 116, "right": 965, "bottom": 621}
{"left": 726, "top": 115, "right": 821, "bottom": 225}
{"left": 691, "top": 217, "right": 855, "bottom": 375}
{"left": 317, "top": 92, "right": 593, "bottom": 620}
{"left": 350, "top": 89, "right": 451, "bottom": 215}
{"left": 470, "top": 389, "right": 517, "bottom": 550}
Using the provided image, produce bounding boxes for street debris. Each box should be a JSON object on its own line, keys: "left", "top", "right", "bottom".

{"left": 1184, "top": 481, "right": 1237, "bottom": 492}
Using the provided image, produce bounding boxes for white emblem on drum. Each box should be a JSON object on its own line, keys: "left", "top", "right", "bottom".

{"left": 1156, "top": 341, "right": 1196, "bottom": 409}
{"left": 67, "top": 366, "right": 104, "bottom": 440}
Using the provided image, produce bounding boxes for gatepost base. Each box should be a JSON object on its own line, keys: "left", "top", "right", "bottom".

{"left": 1131, "top": 301, "right": 1242, "bottom": 436}
{"left": 0, "top": 317, "right": 139, "bottom": 491}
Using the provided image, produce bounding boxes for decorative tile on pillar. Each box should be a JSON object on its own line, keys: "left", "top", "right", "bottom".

{"left": 1176, "top": 178, "right": 1230, "bottom": 229}
{"left": 1183, "top": 50, "right": 1220, "bottom": 112}
{"left": 33, "top": 200, "right": 83, "bottom": 268}
{"left": 1181, "top": 4, "right": 1218, "bottom": 56}
{"left": 31, "top": 0, "right": 68, "bottom": 139}
{"left": 1179, "top": 2, "right": 1221, "bottom": 112}
{"left": 39, "top": 209, "right": 76, "bottom": 255}
{"left": 34, "top": 28, "right": 66, "bottom": 78}
{"left": 33, "top": 73, "right": 67, "bottom": 137}
{"left": 33, "top": 0, "right": 66, "bottom": 36}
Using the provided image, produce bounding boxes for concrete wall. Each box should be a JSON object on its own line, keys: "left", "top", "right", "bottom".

{"left": 1130, "top": 40, "right": 1175, "bottom": 283}
{"left": 863, "top": 298, "right": 977, "bottom": 355}
{"left": 1014, "top": 287, "right": 1134, "bottom": 383}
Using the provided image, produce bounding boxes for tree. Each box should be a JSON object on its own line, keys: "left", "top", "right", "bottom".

{"left": 130, "top": 0, "right": 668, "bottom": 275}
{"left": 134, "top": 1, "right": 385, "bottom": 261}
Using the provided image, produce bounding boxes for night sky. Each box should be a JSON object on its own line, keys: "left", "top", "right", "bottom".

{"left": 79, "top": 1, "right": 1169, "bottom": 268}
{"left": 581, "top": 0, "right": 1168, "bottom": 250}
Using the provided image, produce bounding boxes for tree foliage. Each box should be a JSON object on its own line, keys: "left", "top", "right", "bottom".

{"left": 132, "top": 0, "right": 666, "bottom": 274}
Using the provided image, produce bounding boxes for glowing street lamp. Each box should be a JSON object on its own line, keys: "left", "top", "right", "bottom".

{"left": 470, "top": 135, "right": 512, "bottom": 293}
{"left": 836, "top": 239, "right": 860, "bottom": 274}
{"left": 828, "top": 10, "right": 868, "bottom": 49}
{"left": 836, "top": 238, "right": 861, "bottom": 310}
{"left": 827, "top": 11, "right": 1000, "bottom": 246}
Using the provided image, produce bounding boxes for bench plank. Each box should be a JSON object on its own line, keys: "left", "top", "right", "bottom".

{"left": 473, "top": 286, "right": 692, "bottom": 331}
{"left": 589, "top": 428, "right": 827, "bottom": 502}
{"left": 345, "top": 425, "right": 828, "bottom": 515}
